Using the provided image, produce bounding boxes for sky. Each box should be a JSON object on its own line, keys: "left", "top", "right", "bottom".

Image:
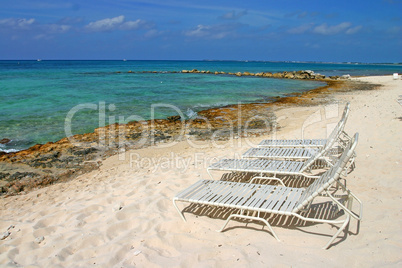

{"left": 0, "top": 0, "right": 401, "bottom": 62}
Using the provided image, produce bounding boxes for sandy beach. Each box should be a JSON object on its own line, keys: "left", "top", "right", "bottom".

{"left": 0, "top": 75, "right": 401, "bottom": 267}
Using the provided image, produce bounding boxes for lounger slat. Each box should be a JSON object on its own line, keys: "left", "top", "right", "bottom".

{"left": 219, "top": 183, "right": 256, "bottom": 207}
{"left": 244, "top": 185, "right": 274, "bottom": 208}
{"left": 176, "top": 180, "right": 209, "bottom": 200}
{"left": 201, "top": 181, "right": 234, "bottom": 204}
{"left": 271, "top": 188, "right": 293, "bottom": 211}
{"left": 252, "top": 186, "right": 278, "bottom": 208}
{"left": 262, "top": 186, "right": 288, "bottom": 210}
{"left": 283, "top": 188, "right": 304, "bottom": 213}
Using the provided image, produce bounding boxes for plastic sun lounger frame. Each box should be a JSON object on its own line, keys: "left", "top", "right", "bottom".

{"left": 207, "top": 134, "right": 358, "bottom": 184}
{"left": 258, "top": 102, "right": 351, "bottom": 149}
{"left": 206, "top": 136, "right": 345, "bottom": 182}
{"left": 173, "top": 134, "right": 361, "bottom": 249}
{"left": 242, "top": 114, "right": 345, "bottom": 161}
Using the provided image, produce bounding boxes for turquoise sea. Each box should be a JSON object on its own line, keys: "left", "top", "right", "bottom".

{"left": 0, "top": 60, "right": 401, "bottom": 152}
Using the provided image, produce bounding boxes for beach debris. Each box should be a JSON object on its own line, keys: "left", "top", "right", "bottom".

{"left": 113, "top": 203, "right": 124, "bottom": 211}
{"left": 34, "top": 236, "right": 45, "bottom": 244}
{"left": 0, "top": 231, "right": 10, "bottom": 240}
{"left": 133, "top": 250, "right": 142, "bottom": 256}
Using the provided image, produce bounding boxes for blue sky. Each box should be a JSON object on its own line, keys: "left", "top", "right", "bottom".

{"left": 0, "top": 0, "right": 401, "bottom": 62}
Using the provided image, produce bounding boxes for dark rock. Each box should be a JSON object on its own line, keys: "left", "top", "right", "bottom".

{"left": 272, "top": 72, "right": 284, "bottom": 78}
{"left": 9, "top": 172, "right": 39, "bottom": 180}
{"left": 263, "top": 72, "right": 273, "bottom": 77}
{"left": 0, "top": 138, "right": 11, "bottom": 144}
{"left": 284, "top": 73, "right": 295, "bottom": 79}
{"left": 294, "top": 73, "right": 309, "bottom": 79}
{"left": 248, "top": 120, "right": 268, "bottom": 129}
{"left": 72, "top": 147, "right": 98, "bottom": 156}
{"left": 0, "top": 173, "right": 10, "bottom": 180}
{"left": 167, "top": 115, "right": 181, "bottom": 122}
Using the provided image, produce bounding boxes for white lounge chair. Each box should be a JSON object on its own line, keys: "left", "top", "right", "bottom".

{"left": 207, "top": 157, "right": 319, "bottom": 182}
{"left": 243, "top": 117, "right": 344, "bottom": 161}
{"left": 173, "top": 134, "right": 361, "bottom": 249}
{"left": 208, "top": 134, "right": 358, "bottom": 183}
{"left": 258, "top": 102, "right": 350, "bottom": 148}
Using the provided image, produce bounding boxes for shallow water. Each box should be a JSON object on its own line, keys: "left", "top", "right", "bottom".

{"left": 0, "top": 60, "right": 400, "bottom": 151}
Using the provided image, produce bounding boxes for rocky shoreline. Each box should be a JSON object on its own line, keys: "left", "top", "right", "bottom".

{"left": 180, "top": 69, "right": 351, "bottom": 80}
{"left": 0, "top": 71, "right": 377, "bottom": 196}
{"left": 118, "top": 68, "right": 351, "bottom": 81}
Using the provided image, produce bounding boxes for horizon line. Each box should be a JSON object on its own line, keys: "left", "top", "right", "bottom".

{"left": 1, "top": 59, "right": 401, "bottom": 65}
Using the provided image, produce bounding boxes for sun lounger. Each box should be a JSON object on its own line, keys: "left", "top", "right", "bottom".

{"left": 208, "top": 133, "right": 358, "bottom": 183}
{"left": 173, "top": 133, "right": 361, "bottom": 249}
{"left": 258, "top": 102, "right": 350, "bottom": 148}
{"left": 243, "top": 116, "right": 344, "bottom": 161}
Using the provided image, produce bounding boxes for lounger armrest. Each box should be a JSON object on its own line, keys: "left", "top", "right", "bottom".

{"left": 326, "top": 181, "right": 363, "bottom": 221}
{"left": 302, "top": 174, "right": 321, "bottom": 179}
{"left": 250, "top": 176, "right": 286, "bottom": 186}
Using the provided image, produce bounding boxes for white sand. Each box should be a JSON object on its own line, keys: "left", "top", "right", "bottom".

{"left": 1, "top": 75, "right": 401, "bottom": 267}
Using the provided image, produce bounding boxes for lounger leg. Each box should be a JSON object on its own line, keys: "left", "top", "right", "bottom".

{"left": 207, "top": 168, "right": 214, "bottom": 180}
{"left": 323, "top": 214, "right": 350, "bottom": 250}
{"left": 172, "top": 199, "right": 187, "bottom": 222}
{"left": 217, "top": 213, "right": 280, "bottom": 241}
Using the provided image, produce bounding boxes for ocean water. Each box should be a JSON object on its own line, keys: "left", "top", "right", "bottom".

{"left": 0, "top": 60, "right": 401, "bottom": 152}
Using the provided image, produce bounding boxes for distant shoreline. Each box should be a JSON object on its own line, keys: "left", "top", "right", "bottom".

{"left": 1, "top": 59, "right": 402, "bottom": 65}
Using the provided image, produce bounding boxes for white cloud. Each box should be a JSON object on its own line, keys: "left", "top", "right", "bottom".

{"left": 220, "top": 10, "right": 247, "bottom": 20}
{"left": 0, "top": 17, "right": 72, "bottom": 40}
{"left": 0, "top": 18, "right": 35, "bottom": 29}
{"left": 85, "top": 15, "right": 150, "bottom": 32}
{"left": 46, "top": 24, "right": 71, "bottom": 33}
{"left": 288, "top": 22, "right": 362, "bottom": 35}
{"left": 184, "top": 24, "right": 239, "bottom": 39}
{"left": 185, "top": 24, "right": 211, "bottom": 38}
{"left": 313, "top": 22, "right": 351, "bottom": 35}
{"left": 120, "top": 19, "right": 146, "bottom": 30}
{"left": 85, "top": 15, "right": 125, "bottom": 32}
{"left": 386, "top": 26, "right": 401, "bottom": 34}
{"left": 287, "top": 24, "right": 313, "bottom": 34}
{"left": 346, "top": 25, "right": 362, "bottom": 34}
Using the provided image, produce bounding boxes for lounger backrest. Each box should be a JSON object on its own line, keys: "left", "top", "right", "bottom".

{"left": 340, "top": 102, "right": 350, "bottom": 131}
{"left": 300, "top": 148, "right": 325, "bottom": 172}
{"left": 300, "top": 103, "right": 350, "bottom": 172}
{"left": 322, "top": 119, "right": 343, "bottom": 150}
{"left": 292, "top": 133, "right": 358, "bottom": 213}
{"left": 322, "top": 102, "right": 350, "bottom": 150}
